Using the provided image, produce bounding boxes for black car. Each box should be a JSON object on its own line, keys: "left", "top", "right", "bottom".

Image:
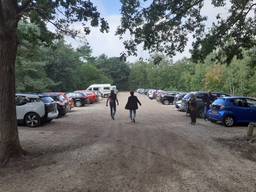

{"left": 42, "top": 93, "right": 68, "bottom": 117}
{"left": 160, "top": 93, "right": 176, "bottom": 105}
{"left": 66, "top": 92, "right": 88, "bottom": 107}
{"left": 39, "top": 95, "right": 58, "bottom": 121}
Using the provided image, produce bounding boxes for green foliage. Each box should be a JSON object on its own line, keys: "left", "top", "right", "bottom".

{"left": 118, "top": 0, "right": 256, "bottom": 63}
{"left": 16, "top": 22, "right": 57, "bottom": 92}
{"left": 128, "top": 51, "right": 256, "bottom": 97}
{"left": 75, "top": 64, "right": 112, "bottom": 90}
{"left": 16, "top": 23, "right": 129, "bottom": 92}
{"left": 95, "top": 55, "right": 131, "bottom": 90}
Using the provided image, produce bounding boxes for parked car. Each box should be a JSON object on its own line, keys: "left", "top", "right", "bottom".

{"left": 160, "top": 93, "right": 176, "bottom": 105}
{"left": 207, "top": 97, "right": 256, "bottom": 127}
{"left": 16, "top": 94, "right": 45, "bottom": 127}
{"left": 59, "top": 92, "right": 75, "bottom": 111}
{"left": 75, "top": 90, "right": 97, "bottom": 104}
{"left": 39, "top": 95, "right": 59, "bottom": 122}
{"left": 174, "top": 93, "right": 187, "bottom": 107}
{"left": 136, "top": 88, "right": 144, "bottom": 94}
{"left": 66, "top": 92, "right": 88, "bottom": 107}
{"left": 156, "top": 90, "right": 166, "bottom": 101}
{"left": 181, "top": 92, "right": 209, "bottom": 117}
{"left": 43, "top": 93, "right": 69, "bottom": 116}
{"left": 147, "top": 89, "right": 157, "bottom": 99}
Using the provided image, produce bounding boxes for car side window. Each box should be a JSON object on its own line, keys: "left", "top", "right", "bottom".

{"left": 232, "top": 99, "right": 249, "bottom": 108}
{"left": 93, "top": 87, "right": 99, "bottom": 91}
{"left": 16, "top": 96, "right": 28, "bottom": 106}
{"left": 246, "top": 99, "right": 256, "bottom": 107}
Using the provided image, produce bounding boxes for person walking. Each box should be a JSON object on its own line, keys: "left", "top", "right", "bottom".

{"left": 106, "top": 90, "right": 119, "bottom": 120}
{"left": 189, "top": 94, "right": 197, "bottom": 125}
{"left": 125, "top": 91, "right": 142, "bottom": 123}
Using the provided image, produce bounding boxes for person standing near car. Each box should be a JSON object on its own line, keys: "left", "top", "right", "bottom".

{"left": 203, "top": 91, "right": 215, "bottom": 120}
{"left": 106, "top": 90, "right": 119, "bottom": 120}
{"left": 125, "top": 91, "right": 142, "bottom": 123}
{"left": 189, "top": 94, "right": 197, "bottom": 125}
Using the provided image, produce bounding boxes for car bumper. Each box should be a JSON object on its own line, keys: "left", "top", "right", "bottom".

{"left": 207, "top": 110, "right": 224, "bottom": 122}
{"left": 47, "top": 111, "right": 59, "bottom": 119}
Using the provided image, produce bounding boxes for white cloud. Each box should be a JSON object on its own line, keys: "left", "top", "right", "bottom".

{"left": 64, "top": 15, "right": 150, "bottom": 62}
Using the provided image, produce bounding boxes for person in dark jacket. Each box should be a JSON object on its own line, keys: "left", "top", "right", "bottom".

{"left": 125, "top": 91, "right": 141, "bottom": 123}
{"left": 203, "top": 92, "right": 215, "bottom": 120}
{"left": 106, "top": 90, "right": 119, "bottom": 120}
{"left": 189, "top": 94, "right": 197, "bottom": 125}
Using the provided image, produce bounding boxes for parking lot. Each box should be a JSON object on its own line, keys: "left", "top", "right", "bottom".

{"left": 1, "top": 92, "right": 256, "bottom": 192}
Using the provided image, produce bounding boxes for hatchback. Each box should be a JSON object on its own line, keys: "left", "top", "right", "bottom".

{"left": 207, "top": 97, "right": 256, "bottom": 127}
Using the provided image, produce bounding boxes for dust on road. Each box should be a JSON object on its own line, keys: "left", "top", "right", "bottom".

{"left": 1, "top": 92, "right": 256, "bottom": 192}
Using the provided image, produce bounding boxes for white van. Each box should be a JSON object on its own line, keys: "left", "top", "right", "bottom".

{"left": 87, "top": 84, "right": 112, "bottom": 97}
{"left": 111, "top": 85, "right": 118, "bottom": 94}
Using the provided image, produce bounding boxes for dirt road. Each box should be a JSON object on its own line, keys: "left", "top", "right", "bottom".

{"left": 1, "top": 92, "right": 256, "bottom": 192}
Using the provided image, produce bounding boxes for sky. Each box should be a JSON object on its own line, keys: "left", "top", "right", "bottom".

{"left": 64, "top": 0, "right": 230, "bottom": 63}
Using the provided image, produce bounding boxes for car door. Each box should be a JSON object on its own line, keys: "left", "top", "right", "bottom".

{"left": 246, "top": 98, "right": 256, "bottom": 122}
{"left": 16, "top": 96, "right": 28, "bottom": 120}
{"left": 231, "top": 98, "right": 251, "bottom": 122}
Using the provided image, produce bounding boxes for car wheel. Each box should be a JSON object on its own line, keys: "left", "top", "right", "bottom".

{"left": 163, "top": 100, "right": 170, "bottom": 105}
{"left": 223, "top": 116, "right": 235, "bottom": 127}
{"left": 24, "top": 113, "right": 41, "bottom": 127}
{"left": 75, "top": 100, "right": 82, "bottom": 107}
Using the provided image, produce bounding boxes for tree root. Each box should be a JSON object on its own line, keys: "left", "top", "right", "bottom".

{"left": 0, "top": 142, "right": 27, "bottom": 167}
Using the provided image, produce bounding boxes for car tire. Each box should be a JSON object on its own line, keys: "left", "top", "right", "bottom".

{"left": 75, "top": 100, "right": 82, "bottom": 107}
{"left": 163, "top": 100, "right": 170, "bottom": 105}
{"left": 24, "top": 112, "right": 41, "bottom": 127}
{"left": 223, "top": 116, "right": 235, "bottom": 127}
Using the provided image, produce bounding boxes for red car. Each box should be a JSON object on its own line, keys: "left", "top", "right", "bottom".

{"left": 75, "top": 90, "right": 97, "bottom": 104}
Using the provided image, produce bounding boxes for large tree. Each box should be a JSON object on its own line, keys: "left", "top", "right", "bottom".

{"left": 117, "top": 0, "right": 256, "bottom": 63}
{"left": 0, "top": 0, "right": 108, "bottom": 165}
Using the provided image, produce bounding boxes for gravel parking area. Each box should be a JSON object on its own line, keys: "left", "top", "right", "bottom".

{"left": 1, "top": 92, "right": 256, "bottom": 192}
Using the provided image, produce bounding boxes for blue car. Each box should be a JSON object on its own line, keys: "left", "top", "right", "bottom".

{"left": 207, "top": 97, "right": 256, "bottom": 127}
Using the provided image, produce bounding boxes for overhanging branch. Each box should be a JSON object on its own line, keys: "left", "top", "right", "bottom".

{"left": 18, "top": 0, "right": 33, "bottom": 14}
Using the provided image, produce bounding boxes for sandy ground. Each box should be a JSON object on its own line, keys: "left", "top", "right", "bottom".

{"left": 1, "top": 92, "right": 256, "bottom": 192}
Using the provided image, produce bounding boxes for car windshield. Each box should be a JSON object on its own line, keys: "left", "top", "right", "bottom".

{"left": 77, "top": 92, "right": 85, "bottom": 97}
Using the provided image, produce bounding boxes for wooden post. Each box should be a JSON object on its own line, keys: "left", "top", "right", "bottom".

{"left": 247, "top": 122, "right": 256, "bottom": 137}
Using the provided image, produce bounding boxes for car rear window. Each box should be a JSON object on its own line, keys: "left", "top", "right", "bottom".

{"left": 212, "top": 98, "right": 226, "bottom": 105}
{"left": 41, "top": 96, "right": 54, "bottom": 103}
{"left": 183, "top": 93, "right": 192, "bottom": 99}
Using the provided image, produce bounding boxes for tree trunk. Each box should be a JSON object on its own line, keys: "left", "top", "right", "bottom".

{"left": 0, "top": 30, "right": 24, "bottom": 166}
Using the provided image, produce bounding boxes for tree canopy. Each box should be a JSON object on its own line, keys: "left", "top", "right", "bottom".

{"left": 117, "top": 0, "right": 256, "bottom": 63}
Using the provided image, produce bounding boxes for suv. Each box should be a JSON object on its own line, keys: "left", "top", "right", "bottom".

{"left": 16, "top": 94, "right": 45, "bottom": 127}
{"left": 160, "top": 92, "right": 176, "bottom": 105}
{"left": 207, "top": 97, "right": 256, "bottom": 127}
